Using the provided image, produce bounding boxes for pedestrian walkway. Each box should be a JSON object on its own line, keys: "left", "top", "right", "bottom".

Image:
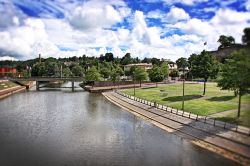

{"left": 103, "top": 91, "right": 250, "bottom": 165}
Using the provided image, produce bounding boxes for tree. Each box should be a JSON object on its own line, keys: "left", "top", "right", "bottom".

{"left": 110, "top": 70, "right": 119, "bottom": 86}
{"left": 218, "top": 49, "right": 250, "bottom": 117}
{"left": 45, "top": 61, "right": 60, "bottom": 77}
{"left": 217, "top": 35, "right": 235, "bottom": 49}
{"left": 71, "top": 64, "right": 84, "bottom": 77}
{"left": 133, "top": 67, "right": 148, "bottom": 87}
{"left": 114, "top": 65, "right": 124, "bottom": 76}
{"left": 63, "top": 67, "right": 72, "bottom": 77}
{"left": 121, "top": 53, "right": 132, "bottom": 65}
{"left": 104, "top": 53, "right": 114, "bottom": 62}
{"left": 142, "top": 57, "right": 151, "bottom": 63}
{"left": 169, "top": 69, "right": 179, "bottom": 78}
{"left": 161, "top": 62, "right": 169, "bottom": 80}
{"left": 85, "top": 67, "right": 101, "bottom": 82}
{"left": 176, "top": 57, "right": 188, "bottom": 69}
{"left": 125, "top": 65, "right": 137, "bottom": 77}
{"left": 151, "top": 58, "right": 161, "bottom": 66}
{"left": 242, "top": 27, "right": 250, "bottom": 45}
{"left": 191, "top": 50, "right": 219, "bottom": 95}
{"left": 148, "top": 66, "right": 165, "bottom": 87}
{"left": 188, "top": 53, "right": 198, "bottom": 80}
{"left": 110, "top": 65, "right": 124, "bottom": 86}
{"left": 31, "top": 62, "right": 46, "bottom": 76}
{"left": 100, "top": 67, "right": 111, "bottom": 79}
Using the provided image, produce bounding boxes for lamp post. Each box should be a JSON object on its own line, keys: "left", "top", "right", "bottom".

{"left": 133, "top": 73, "right": 135, "bottom": 96}
{"left": 182, "top": 66, "right": 185, "bottom": 110}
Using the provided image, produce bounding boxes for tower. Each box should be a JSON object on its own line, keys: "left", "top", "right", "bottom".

{"left": 39, "top": 54, "right": 41, "bottom": 64}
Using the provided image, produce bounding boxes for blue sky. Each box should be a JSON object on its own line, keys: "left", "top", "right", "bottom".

{"left": 0, "top": 0, "right": 249, "bottom": 60}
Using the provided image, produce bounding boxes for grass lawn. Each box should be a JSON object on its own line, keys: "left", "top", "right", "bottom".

{"left": 215, "top": 108, "right": 250, "bottom": 127}
{"left": 0, "top": 81, "right": 19, "bottom": 90}
{"left": 121, "top": 82, "right": 250, "bottom": 116}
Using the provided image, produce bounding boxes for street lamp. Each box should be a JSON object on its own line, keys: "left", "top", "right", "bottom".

{"left": 182, "top": 65, "right": 185, "bottom": 110}
{"left": 133, "top": 72, "right": 135, "bottom": 96}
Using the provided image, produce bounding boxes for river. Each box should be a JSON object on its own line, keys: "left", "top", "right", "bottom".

{"left": 0, "top": 82, "right": 238, "bottom": 166}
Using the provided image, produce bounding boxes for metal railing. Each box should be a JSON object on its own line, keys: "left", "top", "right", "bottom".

{"left": 115, "top": 90, "right": 250, "bottom": 136}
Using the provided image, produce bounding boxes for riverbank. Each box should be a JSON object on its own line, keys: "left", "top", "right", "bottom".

{"left": 103, "top": 91, "right": 250, "bottom": 165}
{"left": 0, "top": 81, "right": 35, "bottom": 99}
{"left": 82, "top": 82, "right": 157, "bottom": 93}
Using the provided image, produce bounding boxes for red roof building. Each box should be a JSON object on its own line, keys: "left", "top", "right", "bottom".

{"left": 0, "top": 67, "right": 17, "bottom": 77}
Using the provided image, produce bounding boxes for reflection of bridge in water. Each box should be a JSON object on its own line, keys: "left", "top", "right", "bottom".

{"left": 2, "top": 77, "right": 85, "bottom": 91}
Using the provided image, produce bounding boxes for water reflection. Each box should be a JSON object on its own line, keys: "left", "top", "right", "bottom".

{"left": 0, "top": 82, "right": 237, "bottom": 166}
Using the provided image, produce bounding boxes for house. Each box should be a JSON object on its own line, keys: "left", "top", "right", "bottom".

{"left": 124, "top": 63, "right": 153, "bottom": 72}
{"left": 168, "top": 62, "right": 177, "bottom": 71}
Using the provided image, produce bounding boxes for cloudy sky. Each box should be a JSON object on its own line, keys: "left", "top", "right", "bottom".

{"left": 0, "top": 0, "right": 249, "bottom": 61}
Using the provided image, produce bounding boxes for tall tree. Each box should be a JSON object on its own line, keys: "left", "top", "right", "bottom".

{"left": 169, "top": 69, "right": 179, "bottom": 78}
{"left": 161, "top": 62, "right": 169, "bottom": 80}
{"left": 191, "top": 50, "right": 219, "bottom": 95}
{"left": 45, "top": 62, "right": 60, "bottom": 77}
{"left": 104, "top": 53, "right": 114, "bottom": 62}
{"left": 176, "top": 57, "right": 188, "bottom": 69}
{"left": 121, "top": 53, "right": 132, "bottom": 65}
{"left": 148, "top": 66, "right": 165, "bottom": 87}
{"left": 85, "top": 67, "right": 101, "bottom": 82}
{"left": 110, "top": 65, "right": 124, "bottom": 86}
{"left": 31, "top": 62, "right": 46, "bottom": 76}
{"left": 218, "top": 49, "right": 250, "bottom": 117}
{"left": 217, "top": 35, "right": 235, "bottom": 49}
{"left": 133, "top": 67, "right": 148, "bottom": 87}
{"left": 71, "top": 64, "right": 84, "bottom": 77}
{"left": 242, "top": 27, "right": 250, "bottom": 45}
{"left": 63, "top": 67, "right": 72, "bottom": 77}
{"left": 151, "top": 58, "right": 161, "bottom": 66}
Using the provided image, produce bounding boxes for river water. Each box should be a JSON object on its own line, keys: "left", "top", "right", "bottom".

{"left": 0, "top": 82, "right": 237, "bottom": 166}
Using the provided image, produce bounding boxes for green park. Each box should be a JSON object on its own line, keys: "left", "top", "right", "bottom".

{"left": 122, "top": 82, "right": 250, "bottom": 127}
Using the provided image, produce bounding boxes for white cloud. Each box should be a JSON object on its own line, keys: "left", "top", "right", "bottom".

{"left": 0, "top": 0, "right": 249, "bottom": 62}
{"left": 147, "top": 10, "right": 163, "bottom": 19}
{"left": 166, "top": 7, "right": 190, "bottom": 22}
{"left": 0, "top": 56, "right": 18, "bottom": 61}
{"left": 174, "top": 18, "right": 213, "bottom": 36}
{"left": 162, "top": 0, "right": 208, "bottom": 5}
{"left": 246, "top": 0, "right": 250, "bottom": 11}
{"left": 171, "top": 8, "right": 250, "bottom": 53}
{"left": 66, "top": 0, "right": 130, "bottom": 31}
{"left": 211, "top": 8, "right": 250, "bottom": 25}
{"left": 147, "top": 7, "right": 190, "bottom": 23}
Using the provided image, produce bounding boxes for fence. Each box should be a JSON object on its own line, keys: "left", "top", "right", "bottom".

{"left": 115, "top": 91, "right": 250, "bottom": 136}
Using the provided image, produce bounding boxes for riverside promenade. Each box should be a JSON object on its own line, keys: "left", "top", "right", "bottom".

{"left": 103, "top": 91, "right": 250, "bottom": 165}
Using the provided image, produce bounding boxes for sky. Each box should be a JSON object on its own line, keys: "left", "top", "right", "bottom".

{"left": 0, "top": 0, "right": 249, "bottom": 61}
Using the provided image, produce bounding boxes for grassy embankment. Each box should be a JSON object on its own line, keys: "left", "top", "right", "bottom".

{"left": 122, "top": 82, "right": 250, "bottom": 127}
{"left": 0, "top": 81, "right": 29, "bottom": 90}
{"left": 0, "top": 81, "right": 18, "bottom": 90}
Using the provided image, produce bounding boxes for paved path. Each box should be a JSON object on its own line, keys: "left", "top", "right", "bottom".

{"left": 103, "top": 91, "right": 250, "bottom": 165}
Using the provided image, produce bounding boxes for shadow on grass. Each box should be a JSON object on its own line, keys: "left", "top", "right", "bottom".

{"left": 207, "top": 95, "right": 235, "bottom": 101}
{"left": 141, "top": 87, "right": 156, "bottom": 89}
{"left": 163, "top": 95, "right": 203, "bottom": 102}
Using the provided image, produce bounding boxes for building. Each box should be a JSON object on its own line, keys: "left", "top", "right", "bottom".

{"left": 0, "top": 67, "right": 17, "bottom": 77}
{"left": 124, "top": 63, "right": 153, "bottom": 72}
{"left": 168, "top": 63, "right": 177, "bottom": 71}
